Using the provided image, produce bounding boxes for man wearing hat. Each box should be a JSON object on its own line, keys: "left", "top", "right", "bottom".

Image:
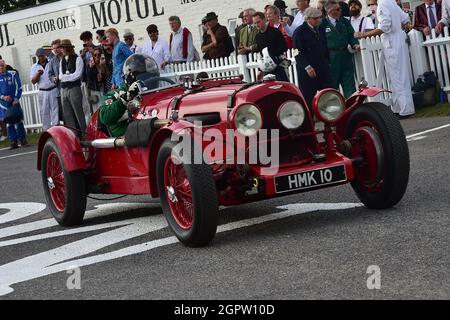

{"left": 234, "top": 11, "right": 246, "bottom": 53}
{"left": 59, "top": 39, "right": 87, "bottom": 136}
{"left": 141, "top": 24, "right": 171, "bottom": 72}
{"left": 42, "top": 43, "right": 55, "bottom": 61}
{"left": 201, "top": 12, "right": 233, "bottom": 59}
{"left": 274, "top": 0, "right": 295, "bottom": 24}
{"left": 48, "top": 39, "right": 65, "bottom": 123}
{"left": 293, "top": 7, "right": 332, "bottom": 108}
{"left": 31, "top": 48, "right": 59, "bottom": 131}
{"left": 321, "top": 0, "right": 360, "bottom": 98}
{"left": 123, "top": 32, "right": 140, "bottom": 53}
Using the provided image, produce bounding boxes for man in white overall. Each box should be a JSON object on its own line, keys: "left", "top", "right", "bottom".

{"left": 31, "top": 48, "right": 59, "bottom": 131}
{"left": 364, "top": 0, "right": 415, "bottom": 117}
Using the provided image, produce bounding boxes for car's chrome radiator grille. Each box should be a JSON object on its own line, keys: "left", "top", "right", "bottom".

{"left": 255, "top": 93, "right": 317, "bottom": 165}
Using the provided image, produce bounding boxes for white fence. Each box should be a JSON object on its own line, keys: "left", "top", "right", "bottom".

{"left": 20, "top": 84, "right": 41, "bottom": 131}
{"left": 19, "top": 28, "right": 450, "bottom": 130}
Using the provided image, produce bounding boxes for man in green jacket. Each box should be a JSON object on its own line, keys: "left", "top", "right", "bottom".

{"left": 322, "top": 0, "right": 360, "bottom": 98}
{"left": 99, "top": 53, "right": 160, "bottom": 137}
{"left": 238, "top": 8, "right": 259, "bottom": 54}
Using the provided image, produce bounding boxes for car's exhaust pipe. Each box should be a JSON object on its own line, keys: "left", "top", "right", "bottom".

{"left": 81, "top": 119, "right": 171, "bottom": 149}
{"left": 81, "top": 138, "right": 126, "bottom": 149}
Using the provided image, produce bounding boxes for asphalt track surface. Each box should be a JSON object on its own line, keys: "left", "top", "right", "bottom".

{"left": 0, "top": 116, "right": 449, "bottom": 300}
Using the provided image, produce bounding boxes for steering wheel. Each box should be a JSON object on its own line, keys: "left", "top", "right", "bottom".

{"left": 141, "top": 77, "right": 176, "bottom": 89}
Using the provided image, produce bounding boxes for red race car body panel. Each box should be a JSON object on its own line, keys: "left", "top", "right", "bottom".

{"left": 37, "top": 77, "right": 385, "bottom": 205}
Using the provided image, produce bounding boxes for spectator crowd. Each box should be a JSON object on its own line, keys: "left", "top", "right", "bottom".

{"left": 1, "top": 0, "right": 448, "bottom": 146}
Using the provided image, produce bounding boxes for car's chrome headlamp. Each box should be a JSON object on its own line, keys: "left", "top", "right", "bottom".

{"left": 313, "top": 90, "right": 345, "bottom": 123}
{"left": 231, "top": 104, "right": 263, "bottom": 136}
{"left": 278, "top": 101, "right": 305, "bottom": 130}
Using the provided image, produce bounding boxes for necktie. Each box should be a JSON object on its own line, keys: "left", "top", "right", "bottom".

{"left": 429, "top": 6, "right": 437, "bottom": 28}
{"left": 313, "top": 27, "right": 319, "bottom": 39}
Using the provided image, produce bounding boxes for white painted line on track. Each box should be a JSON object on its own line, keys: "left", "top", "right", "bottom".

{"left": 0, "top": 151, "right": 37, "bottom": 160}
{"left": 0, "top": 202, "right": 362, "bottom": 296}
{"left": 406, "top": 123, "right": 450, "bottom": 139}
{"left": 407, "top": 136, "right": 427, "bottom": 142}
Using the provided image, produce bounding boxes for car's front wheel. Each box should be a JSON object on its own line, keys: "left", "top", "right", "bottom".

{"left": 346, "top": 102, "right": 410, "bottom": 209}
{"left": 41, "top": 139, "right": 87, "bottom": 226}
{"left": 156, "top": 139, "right": 219, "bottom": 247}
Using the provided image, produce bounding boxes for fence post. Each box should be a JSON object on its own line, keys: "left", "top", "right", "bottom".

{"left": 408, "top": 29, "right": 429, "bottom": 81}
{"left": 237, "top": 54, "right": 251, "bottom": 83}
{"left": 359, "top": 38, "right": 377, "bottom": 86}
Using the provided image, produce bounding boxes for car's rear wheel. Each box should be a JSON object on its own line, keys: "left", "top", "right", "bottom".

{"left": 346, "top": 102, "right": 410, "bottom": 209}
{"left": 41, "top": 139, "right": 87, "bottom": 226}
{"left": 156, "top": 139, "right": 219, "bottom": 247}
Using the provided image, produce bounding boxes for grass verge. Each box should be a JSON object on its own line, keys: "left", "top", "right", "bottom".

{"left": 414, "top": 103, "right": 450, "bottom": 118}
{"left": 0, "top": 132, "right": 41, "bottom": 148}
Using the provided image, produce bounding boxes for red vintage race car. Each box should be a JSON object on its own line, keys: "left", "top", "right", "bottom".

{"left": 37, "top": 71, "right": 410, "bottom": 247}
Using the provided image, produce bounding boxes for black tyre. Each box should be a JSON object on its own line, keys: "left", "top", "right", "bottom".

{"left": 41, "top": 139, "right": 87, "bottom": 226}
{"left": 346, "top": 102, "right": 410, "bottom": 209}
{"left": 156, "top": 139, "right": 219, "bottom": 247}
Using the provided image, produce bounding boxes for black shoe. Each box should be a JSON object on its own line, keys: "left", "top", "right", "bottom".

{"left": 398, "top": 114, "right": 414, "bottom": 120}
{"left": 10, "top": 142, "right": 18, "bottom": 150}
{"left": 20, "top": 140, "right": 29, "bottom": 147}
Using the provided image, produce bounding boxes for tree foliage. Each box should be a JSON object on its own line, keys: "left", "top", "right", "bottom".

{"left": 0, "top": 0, "right": 56, "bottom": 14}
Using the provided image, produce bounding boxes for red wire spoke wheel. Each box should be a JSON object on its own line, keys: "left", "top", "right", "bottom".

{"left": 46, "top": 151, "right": 66, "bottom": 213}
{"left": 41, "top": 139, "right": 87, "bottom": 226}
{"left": 164, "top": 156, "right": 194, "bottom": 230}
{"left": 157, "top": 139, "right": 219, "bottom": 247}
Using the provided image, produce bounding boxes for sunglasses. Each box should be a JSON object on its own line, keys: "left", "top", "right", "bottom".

{"left": 124, "top": 37, "right": 133, "bottom": 41}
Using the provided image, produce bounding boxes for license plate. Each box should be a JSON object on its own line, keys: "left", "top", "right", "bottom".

{"left": 274, "top": 165, "right": 347, "bottom": 194}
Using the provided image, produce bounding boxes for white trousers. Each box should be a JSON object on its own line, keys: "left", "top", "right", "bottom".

{"left": 382, "top": 32, "right": 415, "bottom": 116}
{"left": 38, "top": 88, "right": 59, "bottom": 131}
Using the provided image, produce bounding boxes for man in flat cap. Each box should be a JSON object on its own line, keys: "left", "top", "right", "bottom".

{"left": 293, "top": 7, "right": 332, "bottom": 108}
{"left": 321, "top": 0, "right": 360, "bottom": 98}
{"left": 201, "top": 12, "right": 233, "bottom": 59}
{"left": 31, "top": 47, "right": 59, "bottom": 131}
{"left": 123, "top": 31, "right": 140, "bottom": 54}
